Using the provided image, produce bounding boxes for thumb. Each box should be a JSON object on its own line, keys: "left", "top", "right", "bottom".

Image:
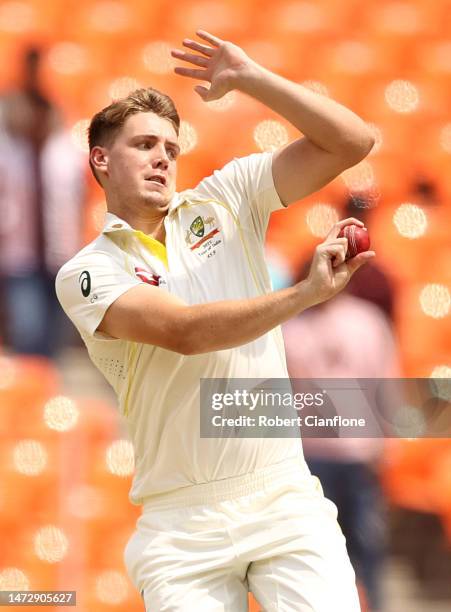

{"left": 346, "top": 250, "right": 376, "bottom": 275}
{"left": 194, "top": 85, "right": 210, "bottom": 100}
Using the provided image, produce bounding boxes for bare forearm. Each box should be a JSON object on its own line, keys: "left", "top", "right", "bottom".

{"left": 99, "top": 220, "right": 373, "bottom": 351}
{"left": 237, "top": 64, "right": 374, "bottom": 160}
{"left": 180, "top": 280, "right": 315, "bottom": 354}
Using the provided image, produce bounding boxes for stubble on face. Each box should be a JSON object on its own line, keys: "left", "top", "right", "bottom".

{"left": 105, "top": 112, "right": 179, "bottom": 217}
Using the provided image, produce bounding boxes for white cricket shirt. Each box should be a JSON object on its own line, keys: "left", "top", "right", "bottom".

{"left": 56, "top": 152, "right": 305, "bottom": 504}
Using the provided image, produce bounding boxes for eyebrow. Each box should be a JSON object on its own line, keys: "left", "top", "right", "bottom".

{"left": 131, "top": 134, "right": 180, "bottom": 151}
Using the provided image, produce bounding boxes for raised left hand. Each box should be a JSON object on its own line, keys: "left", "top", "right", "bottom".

{"left": 171, "top": 30, "right": 254, "bottom": 101}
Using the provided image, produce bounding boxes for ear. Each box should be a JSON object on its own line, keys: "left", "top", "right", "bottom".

{"left": 90, "top": 146, "right": 109, "bottom": 180}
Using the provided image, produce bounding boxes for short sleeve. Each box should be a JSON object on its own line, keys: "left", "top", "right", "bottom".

{"left": 55, "top": 250, "right": 142, "bottom": 339}
{"left": 193, "top": 151, "right": 285, "bottom": 240}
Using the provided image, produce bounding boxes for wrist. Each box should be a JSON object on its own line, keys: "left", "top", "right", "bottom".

{"left": 295, "top": 279, "right": 321, "bottom": 311}
{"left": 232, "top": 61, "right": 267, "bottom": 94}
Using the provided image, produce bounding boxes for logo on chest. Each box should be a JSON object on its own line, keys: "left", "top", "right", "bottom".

{"left": 184, "top": 214, "right": 222, "bottom": 258}
{"left": 134, "top": 266, "right": 162, "bottom": 286}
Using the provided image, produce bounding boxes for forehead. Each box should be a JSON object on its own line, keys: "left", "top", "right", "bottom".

{"left": 120, "top": 111, "right": 178, "bottom": 141}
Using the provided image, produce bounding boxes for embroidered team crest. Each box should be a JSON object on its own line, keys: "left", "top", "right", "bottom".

{"left": 184, "top": 214, "right": 221, "bottom": 257}
{"left": 185, "top": 215, "right": 218, "bottom": 246}
{"left": 190, "top": 216, "right": 204, "bottom": 238}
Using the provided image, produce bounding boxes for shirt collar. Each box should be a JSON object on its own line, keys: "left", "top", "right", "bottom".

{"left": 101, "top": 190, "right": 212, "bottom": 235}
{"left": 101, "top": 193, "right": 183, "bottom": 235}
{"left": 101, "top": 213, "right": 133, "bottom": 235}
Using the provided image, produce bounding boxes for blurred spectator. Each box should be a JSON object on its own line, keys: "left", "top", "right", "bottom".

{"left": 0, "top": 48, "right": 85, "bottom": 356}
{"left": 412, "top": 176, "right": 440, "bottom": 208}
{"left": 344, "top": 192, "right": 395, "bottom": 321}
{"left": 347, "top": 262, "right": 395, "bottom": 323}
{"left": 283, "top": 261, "right": 400, "bottom": 612}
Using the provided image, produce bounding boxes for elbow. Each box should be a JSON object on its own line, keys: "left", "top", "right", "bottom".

{"left": 176, "top": 336, "right": 208, "bottom": 356}
{"left": 158, "top": 308, "right": 219, "bottom": 356}
{"left": 357, "top": 130, "right": 376, "bottom": 159}
{"left": 343, "top": 130, "right": 376, "bottom": 166}
{"left": 178, "top": 324, "right": 212, "bottom": 355}
{"left": 146, "top": 306, "right": 203, "bottom": 355}
{"left": 179, "top": 345, "right": 199, "bottom": 356}
{"left": 176, "top": 336, "right": 197, "bottom": 356}
{"left": 162, "top": 328, "right": 197, "bottom": 356}
{"left": 169, "top": 316, "right": 206, "bottom": 356}
{"left": 176, "top": 326, "right": 218, "bottom": 356}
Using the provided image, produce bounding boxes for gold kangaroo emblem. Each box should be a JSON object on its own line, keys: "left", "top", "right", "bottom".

{"left": 204, "top": 216, "right": 215, "bottom": 229}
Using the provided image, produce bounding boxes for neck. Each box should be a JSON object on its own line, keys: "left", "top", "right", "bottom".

{"left": 108, "top": 204, "right": 168, "bottom": 244}
{"left": 134, "top": 213, "right": 167, "bottom": 244}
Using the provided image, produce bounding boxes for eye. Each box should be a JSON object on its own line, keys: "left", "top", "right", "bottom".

{"left": 167, "top": 149, "right": 177, "bottom": 160}
{"left": 137, "top": 141, "right": 151, "bottom": 150}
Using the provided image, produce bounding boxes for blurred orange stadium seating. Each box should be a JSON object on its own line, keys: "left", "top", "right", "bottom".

{"left": 0, "top": 356, "right": 60, "bottom": 438}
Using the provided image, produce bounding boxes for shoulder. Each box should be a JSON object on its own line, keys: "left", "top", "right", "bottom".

{"left": 176, "top": 152, "right": 280, "bottom": 233}
{"left": 188, "top": 152, "right": 273, "bottom": 198}
{"left": 55, "top": 234, "right": 126, "bottom": 283}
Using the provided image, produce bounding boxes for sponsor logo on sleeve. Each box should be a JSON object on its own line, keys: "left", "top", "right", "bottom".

{"left": 78, "top": 271, "right": 91, "bottom": 297}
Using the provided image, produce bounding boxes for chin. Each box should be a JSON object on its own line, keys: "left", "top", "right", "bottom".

{"left": 140, "top": 190, "right": 171, "bottom": 208}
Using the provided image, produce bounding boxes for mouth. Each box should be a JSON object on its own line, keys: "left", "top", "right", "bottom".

{"left": 145, "top": 174, "right": 167, "bottom": 187}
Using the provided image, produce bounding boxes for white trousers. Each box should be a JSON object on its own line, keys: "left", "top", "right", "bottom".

{"left": 124, "top": 458, "right": 361, "bottom": 612}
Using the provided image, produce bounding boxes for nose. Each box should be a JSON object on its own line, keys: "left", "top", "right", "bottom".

{"left": 153, "top": 144, "right": 170, "bottom": 170}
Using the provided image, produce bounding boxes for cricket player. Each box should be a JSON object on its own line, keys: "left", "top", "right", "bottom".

{"left": 56, "top": 30, "right": 375, "bottom": 611}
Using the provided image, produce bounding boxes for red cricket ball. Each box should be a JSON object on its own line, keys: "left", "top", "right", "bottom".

{"left": 338, "top": 225, "right": 371, "bottom": 259}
